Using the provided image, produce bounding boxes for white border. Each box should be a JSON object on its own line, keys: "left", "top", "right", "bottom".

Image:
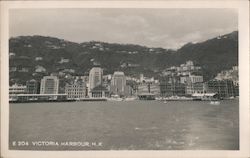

{"left": 1, "top": 1, "right": 249, "bottom": 158}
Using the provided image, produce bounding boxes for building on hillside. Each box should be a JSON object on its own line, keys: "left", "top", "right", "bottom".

{"left": 10, "top": 65, "right": 30, "bottom": 72}
{"left": 58, "top": 58, "right": 70, "bottom": 64}
{"left": 180, "top": 75, "right": 203, "bottom": 84}
{"left": 178, "top": 61, "right": 201, "bottom": 72}
{"left": 35, "top": 65, "right": 46, "bottom": 73}
{"left": 65, "top": 80, "right": 86, "bottom": 100}
{"left": 35, "top": 57, "right": 43, "bottom": 61}
{"left": 26, "top": 79, "right": 40, "bottom": 94}
{"left": 232, "top": 66, "right": 238, "bottom": 71}
{"left": 215, "top": 66, "right": 238, "bottom": 86}
{"left": 40, "top": 75, "right": 59, "bottom": 95}
{"left": 9, "top": 56, "right": 32, "bottom": 73}
{"left": 9, "top": 52, "right": 16, "bottom": 58}
{"left": 162, "top": 61, "right": 201, "bottom": 77}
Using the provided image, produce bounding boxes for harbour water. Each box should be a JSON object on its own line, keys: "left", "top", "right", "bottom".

{"left": 9, "top": 100, "right": 239, "bottom": 150}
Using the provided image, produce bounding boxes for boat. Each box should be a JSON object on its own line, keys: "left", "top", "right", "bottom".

{"left": 107, "top": 98, "right": 123, "bottom": 101}
{"left": 107, "top": 95, "right": 124, "bottom": 101}
{"left": 155, "top": 97, "right": 163, "bottom": 101}
{"left": 163, "top": 96, "right": 193, "bottom": 101}
{"left": 192, "top": 93, "right": 218, "bottom": 101}
{"left": 210, "top": 101, "right": 220, "bottom": 105}
{"left": 138, "top": 93, "right": 156, "bottom": 100}
{"left": 28, "top": 98, "right": 38, "bottom": 101}
{"left": 124, "top": 97, "right": 137, "bottom": 101}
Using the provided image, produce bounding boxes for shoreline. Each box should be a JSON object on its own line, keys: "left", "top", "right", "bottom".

{"left": 9, "top": 97, "right": 238, "bottom": 104}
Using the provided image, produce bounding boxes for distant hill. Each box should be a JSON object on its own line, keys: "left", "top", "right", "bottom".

{"left": 9, "top": 31, "right": 238, "bottom": 84}
{"left": 175, "top": 31, "right": 238, "bottom": 79}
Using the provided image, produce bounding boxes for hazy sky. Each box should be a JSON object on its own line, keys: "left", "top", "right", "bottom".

{"left": 10, "top": 9, "right": 237, "bottom": 49}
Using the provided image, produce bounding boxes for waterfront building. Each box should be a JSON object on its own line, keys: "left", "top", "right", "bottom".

{"left": 126, "top": 80, "right": 139, "bottom": 96}
{"left": 138, "top": 83, "right": 160, "bottom": 96}
{"left": 180, "top": 74, "right": 204, "bottom": 95}
{"left": 185, "top": 82, "right": 206, "bottom": 95}
{"left": 111, "top": 71, "right": 126, "bottom": 96}
{"left": 123, "top": 85, "right": 134, "bottom": 96}
{"left": 206, "top": 80, "right": 235, "bottom": 98}
{"left": 89, "top": 67, "right": 103, "bottom": 91}
{"left": 90, "top": 85, "right": 109, "bottom": 98}
{"left": 9, "top": 84, "right": 27, "bottom": 95}
{"left": 26, "top": 79, "right": 40, "bottom": 94}
{"left": 65, "top": 80, "right": 86, "bottom": 100}
{"left": 40, "top": 75, "right": 59, "bottom": 95}
{"left": 138, "top": 93, "right": 156, "bottom": 100}
{"left": 159, "top": 78, "right": 185, "bottom": 97}
{"left": 103, "top": 74, "right": 112, "bottom": 91}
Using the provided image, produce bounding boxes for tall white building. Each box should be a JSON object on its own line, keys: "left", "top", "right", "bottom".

{"left": 89, "top": 67, "right": 103, "bottom": 90}
{"left": 111, "top": 71, "right": 126, "bottom": 95}
{"left": 40, "top": 75, "right": 59, "bottom": 94}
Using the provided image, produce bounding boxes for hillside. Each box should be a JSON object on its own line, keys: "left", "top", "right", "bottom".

{"left": 9, "top": 31, "right": 238, "bottom": 84}
{"left": 175, "top": 31, "right": 238, "bottom": 79}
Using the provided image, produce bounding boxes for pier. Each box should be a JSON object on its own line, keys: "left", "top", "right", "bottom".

{"left": 9, "top": 94, "right": 68, "bottom": 103}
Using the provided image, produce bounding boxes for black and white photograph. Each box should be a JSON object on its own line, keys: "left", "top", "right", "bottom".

{"left": 1, "top": 1, "right": 249, "bottom": 158}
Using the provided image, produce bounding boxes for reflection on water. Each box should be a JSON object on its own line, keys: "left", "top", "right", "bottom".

{"left": 9, "top": 100, "right": 239, "bottom": 150}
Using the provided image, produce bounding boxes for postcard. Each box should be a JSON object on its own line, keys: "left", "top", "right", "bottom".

{"left": 1, "top": 1, "right": 249, "bottom": 158}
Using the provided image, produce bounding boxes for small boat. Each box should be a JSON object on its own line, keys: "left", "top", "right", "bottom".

{"left": 210, "top": 101, "right": 220, "bottom": 105}
{"left": 163, "top": 101, "right": 167, "bottom": 104}
{"left": 124, "top": 97, "right": 137, "bottom": 101}
{"left": 107, "top": 95, "right": 123, "bottom": 101}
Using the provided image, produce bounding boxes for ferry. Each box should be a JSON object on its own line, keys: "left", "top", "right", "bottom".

{"left": 191, "top": 93, "right": 218, "bottom": 101}
{"left": 138, "top": 93, "right": 156, "bottom": 100}
{"left": 107, "top": 95, "right": 124, "bottom": 101}
{"left": 163, "top": 96, "right": 193, "bottom": 101}
{"left": 124, "top": 97, "right": 137, "bottom": 101}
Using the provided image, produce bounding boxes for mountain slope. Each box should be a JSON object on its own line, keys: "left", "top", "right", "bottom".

{"left": 9, "top": 31, "right": 238, "bottom": 84}
{"left": 176, "top": 31, "right": 238, "bottom": 79}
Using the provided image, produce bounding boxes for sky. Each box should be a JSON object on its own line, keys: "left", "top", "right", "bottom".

{"left": 10, "top": 8, "right": 238, "bottom": 49}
